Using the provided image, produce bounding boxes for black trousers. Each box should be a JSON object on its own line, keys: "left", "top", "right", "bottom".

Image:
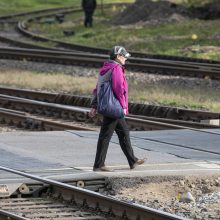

{"left": 93, "top": 116, "right": 137, "bottom": 169}
{"left": 84, "top": 11, "right": 94, "bottom": 27}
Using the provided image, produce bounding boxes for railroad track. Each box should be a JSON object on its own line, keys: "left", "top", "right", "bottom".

{"left": 0, "top": 4, "right": 120, "bottom": 52}
{"left": 1, "top": 47, "right": 220, "bottom": 79}
{"left": 0, "top": 86, "right": 219, "bottom": 122}
{"left": 0, "top": 6, "right": 77, "bottom": 21}
{"left": 0, "top": 165, "right": 187, "bottom": 220}
{"left": 0, "top": 197, "right": 107, "bottom": 220}
{"left": 0, "top": 35, "right": 66, "bottom": 51}
{"left": 1, "top": 4, "right": 220, "bottom": 79}
{"left": 0, "top": 107, "right": 96, "bottom": 131}
{"left": 0, "top": 92, "right": 97, "bottom": 131}
{"left": 12, "top": 6, "right": 220, "bottom": 64}
{"left": 0, "top": 91, "right": 219, "bottom": 133}
{"left": 0, "top": 6, "right": 82, "bottom": 49}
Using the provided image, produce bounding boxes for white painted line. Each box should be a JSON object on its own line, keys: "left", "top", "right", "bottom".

{"left": 74, "top": 161, "right": 218, "bottom": 170}
{"left": 0, "top": 178, "right": 27, "bottom": 181}
{"left": 43, "top": 168, "right": 74, "bottom": 171}
{"left": 44, "top": 172, "right": 96, "bottom": 178}
{"left": 92, "top": 168, "right": 220, "bottom": 174}
{"left": 74, "top": 165, "right": 128, "bottom": 169}
{"left": 195, "top": 163, "right": 220, "bottom": 169}
{"left": 28, "top": 167, "right": 75, "bottom": 172}
{"left": 0, "top": 172, "right": 95, "bottom": 181}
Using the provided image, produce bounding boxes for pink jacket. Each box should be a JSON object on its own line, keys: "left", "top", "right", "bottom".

{"left": 91, "top": 60, "right": 129, "bottom": 115}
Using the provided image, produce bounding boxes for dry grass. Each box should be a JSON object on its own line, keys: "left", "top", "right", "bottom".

{"left": 0, "top": 70, "right": 96, "bottom": 94}
{"left": 129, "top": 81, "right": 220, "bottom": 112}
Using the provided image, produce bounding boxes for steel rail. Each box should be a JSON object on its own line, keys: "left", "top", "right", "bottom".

{"left": 1, "top": 94, "right": 220, "bottom": 134}
{"left": 128, "top": 114, "right": 220, "bottom": 129}
{"left": 1, "top": 47, "right": 220, "bottom": 79}
{"left": 127, "top": 116, "right": 220, "bottom": 133}
{"left": 0, "top": 86, "right": 58, "bottom": 102}
{"left": 2, "top": 4, "right": 220, "bottom": 66}
{"left": 0, "top": 107, "right": 25, "bottom": 115}
{"left": 16, "top": 20, "right": 220, "bottom": 74}
{"left": 0, "top": 86, "right": 219, "bottom": 122}
{"left": 126, "top": 116, "right": 220, "bottom": 135}
{"left": 1, "top": 47, "right": 220, "bottom": 69}
{"left": 0, "top": 165, "right": 187, "bottom": 220}
{"left": 1, "top": 10, "right": 220, "bottom": 78}
{"left": 0, "top": 94, "right": 87, "bottom": 112}
{"left": 0, "top": 108, "right": 95, "bottom": 131}
{"left": 0, "top": 100, "right": 218, "bottom": 133}
{"left": 15, "top": 7, "right": 220, "bottom": 65}
{"left": 0, "top": 4, "right": 125, "bottom": 52}
{"left": 0, "top": 2, "right": 126, "bottom": 21}
{"left": 2, "top": 30, "right": 220, "bottom": 70}
{"left": 0, "top": 48, "right": 104, "bottom": 68}
{"left": 0, "top": 6, "right": 75, "bottom": 20}
{"left": 0, "top": 209, "right": 30, "bottom": 220}
{"left": 0, "top": 197, "right": 106, "bottom": 219}
{"left": 0, "top": 36, "right": 68, "bottom": 51}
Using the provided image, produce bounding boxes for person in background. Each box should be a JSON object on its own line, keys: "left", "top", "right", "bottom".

{"left": 89, "top": 46, "right": 146, "bottom": 172}
{"left": 82, "top": 0, "right": 97, "bottom": 27}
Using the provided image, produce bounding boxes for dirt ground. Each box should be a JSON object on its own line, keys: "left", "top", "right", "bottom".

{"left": 105, "top": 175, "right": 220, "bottom": 219}
{"left": 112, "top": 0, "right": 220, "bottom": 25}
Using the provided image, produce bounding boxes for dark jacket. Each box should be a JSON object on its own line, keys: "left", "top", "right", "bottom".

{"left": 82, "top": 0, "right": 96, "bottom": 12}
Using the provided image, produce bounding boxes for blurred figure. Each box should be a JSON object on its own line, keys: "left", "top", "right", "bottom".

{"left": 82, "top": 0, "right": 97, "bottom": 27}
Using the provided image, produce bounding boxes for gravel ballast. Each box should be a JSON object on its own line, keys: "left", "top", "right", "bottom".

{"left": 104, "top": 175, "right": 220, "bottom": 220}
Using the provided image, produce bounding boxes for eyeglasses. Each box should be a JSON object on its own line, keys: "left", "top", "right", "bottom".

{"left": 119, "top": 54, "right": 127, "bottom": 59}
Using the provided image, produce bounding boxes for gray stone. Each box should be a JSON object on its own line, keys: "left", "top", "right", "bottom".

{"left": 179, "top": 180, "right": 185, "bottom": 186}
{"left": 179, "top": 192, "right": 195, "bottom": 203}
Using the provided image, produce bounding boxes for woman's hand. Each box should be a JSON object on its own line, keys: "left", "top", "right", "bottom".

{"left": 89, "top": 108, "right": 97, "bottom": 118}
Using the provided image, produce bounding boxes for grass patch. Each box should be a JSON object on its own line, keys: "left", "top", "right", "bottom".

{"left": 31, "top": 3, "right": 220, "bottom": 60}
{"left": 129, "top": 82, "right": 220, "bottom": 112}
{"left": 0, "top": 0, "right": 134, "bottom": 15}
{"left": 0, "top": 0, "right": 77, "bottom": 15}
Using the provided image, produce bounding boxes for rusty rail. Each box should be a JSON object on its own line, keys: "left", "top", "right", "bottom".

{"left": 0, "top": 94, "right": 220, "bottom": 133}
{"left": 0, "top": 86, "right": 219, "bottom": 122}
{"left": 0, "top": 165, "right": 187, "bottom": 220}
{"left": 0, "top": 107, "right": 95, "bottom": 131}
{"left": 1, "top": 47, "right": 220, "bottom": 79}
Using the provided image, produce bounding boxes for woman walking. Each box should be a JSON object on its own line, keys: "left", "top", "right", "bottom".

{"left": 89, "top": 46, "right": 146, "bottom": 171}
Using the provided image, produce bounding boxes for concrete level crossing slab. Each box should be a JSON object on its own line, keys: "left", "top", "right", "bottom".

{"left": 0, "top": 129, "right": 219, "bottom": 181}
{"left": 79, "top": 161, "right": 220, "bottom": 177}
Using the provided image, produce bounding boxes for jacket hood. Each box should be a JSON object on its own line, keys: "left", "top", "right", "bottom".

{"left": 100, "top": 60, "right": 120, "bottom": 75}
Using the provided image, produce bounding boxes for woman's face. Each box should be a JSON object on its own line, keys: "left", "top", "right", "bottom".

{"left": 116, "top": 54, "right": 127, "bottom": 65}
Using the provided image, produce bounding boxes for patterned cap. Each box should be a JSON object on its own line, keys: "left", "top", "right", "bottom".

{"left": 109, "top": 46, "right": 131, "bottom": 58}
